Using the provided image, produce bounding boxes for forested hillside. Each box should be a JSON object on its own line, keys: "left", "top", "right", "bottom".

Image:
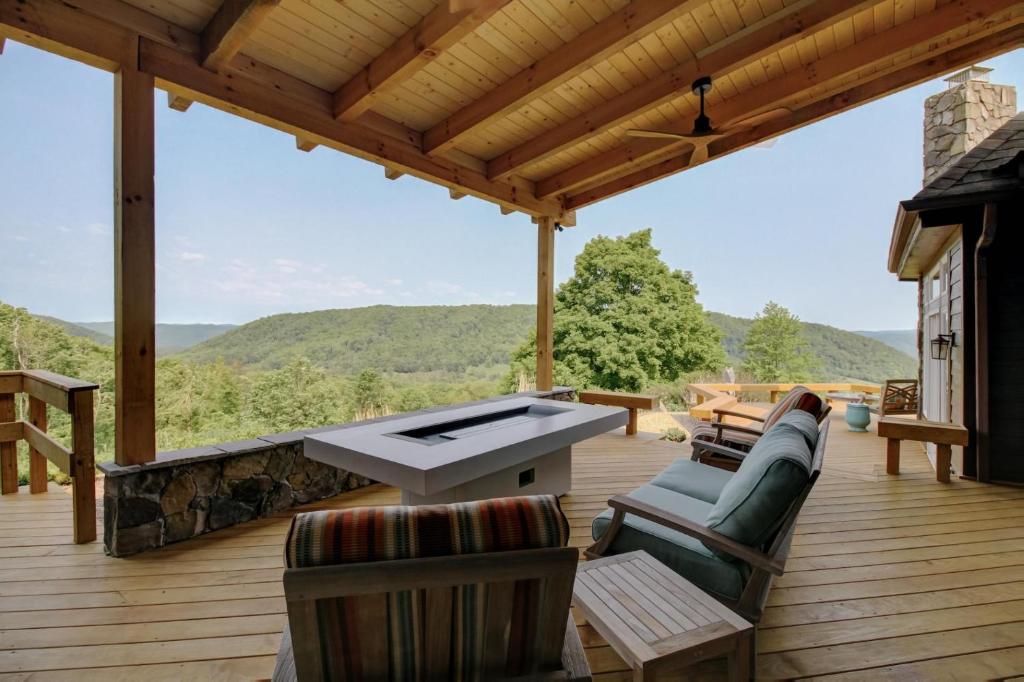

{"left": 708, "top": 312, "right": 917, "bottom": 383}
{"left": 855, "top": 329, "right": 917, "bottom": 357}
{"left": 48, "top": 320, "right": 238, "bottom": 354}
{"left": 180, "top": 305, "right": 536, "bottom": 378}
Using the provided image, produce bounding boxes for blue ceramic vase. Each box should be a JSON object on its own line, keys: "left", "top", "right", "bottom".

{"left": 845, "top": 403, "right": 871, "bottom": 432}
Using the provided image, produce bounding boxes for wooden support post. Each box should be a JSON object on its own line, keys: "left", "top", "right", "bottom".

{"left": 114, "top": 67, "right": 157, "bottom": 466}
{"left": 536, "top": 217, "right": 555, "bottom": 392}
{"left": 28, "top": 396, "right": 48, "bottom": 493}
{"left": 935, "top": 443, "right": 952, "bottom": 484}
{"left": 0, "top": 393, "right": 15, "bottom": 494}
{"left": 626, "top": 409, "right": 638, "bottom": 436}
{"left": 70, "top": 390, "right": 96, "bottom": 544}
{"left": 886, "top": 438, "right": 901, "bottom": 475}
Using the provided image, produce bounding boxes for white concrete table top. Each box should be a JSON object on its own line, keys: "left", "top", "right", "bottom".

{"left": 305, "top": 397, "right": 627, "bottom": 498}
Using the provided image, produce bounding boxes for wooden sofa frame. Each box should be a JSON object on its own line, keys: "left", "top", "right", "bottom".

{"left": 587, "top": 419, "right": 829, "bottom": 626}
{"left": 279, "top": 546, "right": 590, "bottom": 682}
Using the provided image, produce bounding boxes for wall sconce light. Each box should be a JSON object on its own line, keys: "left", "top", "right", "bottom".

{"left": 930, "top": 332, "right": 955, "bottom": 361}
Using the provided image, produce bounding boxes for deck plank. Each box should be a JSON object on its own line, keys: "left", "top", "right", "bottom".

{"left": 0, "top": 411, "right": 1021, "bottom": 679}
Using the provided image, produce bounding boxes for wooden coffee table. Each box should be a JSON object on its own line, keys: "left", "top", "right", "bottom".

{"left": 573, "top": 551, "right": 753, "bottom": 681}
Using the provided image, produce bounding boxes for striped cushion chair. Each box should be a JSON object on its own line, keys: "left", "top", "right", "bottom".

{"left": 690, "top": 388, "right": 829, "bottom": 470}
{"left": 272, "top": 495, "right": 590, "bottom": 682}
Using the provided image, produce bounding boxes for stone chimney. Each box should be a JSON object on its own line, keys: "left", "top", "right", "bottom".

{"left": 923, "top": 66, "right": 1017, "bottom": 185}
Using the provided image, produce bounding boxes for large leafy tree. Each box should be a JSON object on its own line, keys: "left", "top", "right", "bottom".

{"left": 741, "top": 301, "right": 818, "bottom": 382}
{"left": 507, "top": 229, "right": 724, "bottom": 392}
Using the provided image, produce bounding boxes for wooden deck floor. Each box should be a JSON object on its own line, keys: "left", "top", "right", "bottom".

{"left": 2, "top": 412, "right": 1024, "bottom": 680}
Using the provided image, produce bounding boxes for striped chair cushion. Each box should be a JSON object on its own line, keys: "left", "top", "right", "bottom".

{"left": 285, "top": 494, "right": 570, "bottom": 568}
{"left": 283, "top": 496, "right": 571, "bottom": 681}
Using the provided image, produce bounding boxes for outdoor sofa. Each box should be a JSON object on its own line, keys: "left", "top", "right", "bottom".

{"left": 587, "top": 404, "right": 829, "bottom": 625}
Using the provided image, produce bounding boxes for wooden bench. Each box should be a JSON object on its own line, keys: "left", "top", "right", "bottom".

{"left": 877, "top": 417, "right": 969, "bottom": 483}
{"left": 578, "top": 390, "right": 658, "bottom": 436}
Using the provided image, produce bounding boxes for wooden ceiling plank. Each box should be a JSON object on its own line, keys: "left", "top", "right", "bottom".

{"left": 565, "top": 23, "right": 1024, "bottom": 209}
{"left": 422, "top": 0, "right": 710, "bottom": 156}
{"left": 332, "top": 0, "right": 511, "bottom": 122}
{"left": 201, "top": 0, "right": 280, "bottom": 71}
{"left": 535, "top": 0, "right": 1024, "bottom": 199}
{"left": 1, "top": 0, "right": 563, "bottom": 218}
{"left": 487, "top": 0, "right": 876, "bottom": 181}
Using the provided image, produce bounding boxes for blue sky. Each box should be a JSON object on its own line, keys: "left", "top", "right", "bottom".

{"left": 1, "top": 42, "right": 1021, "bottom": 329}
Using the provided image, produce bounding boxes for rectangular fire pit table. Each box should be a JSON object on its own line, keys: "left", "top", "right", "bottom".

{"left": 305, "top": 396, "right": 628, "bottom": 504}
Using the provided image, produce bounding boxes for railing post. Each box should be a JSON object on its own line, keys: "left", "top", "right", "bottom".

{"left": 70, "top": 390, "right": 97, "bottom": 543}
{"left": 0, "top": 393, "right": 15, "bottom": 494}
{"left": 28, "top": 396, "right": 48, "bottom": 494}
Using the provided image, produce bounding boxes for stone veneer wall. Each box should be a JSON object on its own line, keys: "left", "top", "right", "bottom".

{"left": 923, "top": 77, "right": 1016, "bottom": 185}
{"left": 101, "top": 389, "right": 575, "bottom": 556}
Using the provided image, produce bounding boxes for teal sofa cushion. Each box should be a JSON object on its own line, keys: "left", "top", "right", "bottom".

{"left": 649, "top": 459, "right": 732, "bottom": 504}
{"left": 704, "top": 411, "right": 817, "bottom": 559}
{"left": 592, "top": 484, "right": 750, "bottom": 600}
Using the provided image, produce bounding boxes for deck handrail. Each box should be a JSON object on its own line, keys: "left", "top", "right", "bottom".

{"left": 0, "top": 370, "right": 97, "bottom": 544}
{"left": 687, "top": 381, "right": 881, "bottom": 421}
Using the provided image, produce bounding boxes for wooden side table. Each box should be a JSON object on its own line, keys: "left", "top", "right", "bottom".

{"left": 573, "top": 551, "right": 754, "bottom": 681}
{"left": 877, "top": 417, "right": 969, "bottom": 483}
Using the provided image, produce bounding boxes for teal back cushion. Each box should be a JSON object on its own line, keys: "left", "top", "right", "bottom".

{"left": 705, "top": 411, "right": 818, "bottom": 559}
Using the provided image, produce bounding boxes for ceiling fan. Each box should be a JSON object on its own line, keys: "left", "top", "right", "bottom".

{"left": 626, "top": 76, "right": 787, "bottom": 164}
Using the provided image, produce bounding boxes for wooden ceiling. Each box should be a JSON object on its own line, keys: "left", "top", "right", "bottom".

{"left": 2, "top": 0, "right": 1022, "bottom": 219}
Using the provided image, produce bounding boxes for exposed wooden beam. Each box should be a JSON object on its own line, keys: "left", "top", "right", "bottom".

{"left": 449, "top": 188, "right": 466, "bottom": 200}
{"left": 536, "top": 0, "right": 1024, "bottom": 200}
{"left": 485, "top": 0, "right": 874, "bottom": 181}
{"left": 295, "top": 136, "right": 317, "bottom": 152}
{"left": 167, "top": 91, "right": 192, "bottom": 111}
{"left": 500, "top": 206, "right": 515, "bottom": 215}
{"left": 536, "top": 217, "right": 555, "bottom": 392}
{"left": 384, "top": 167, "right": 405, "bottom": 180}
{"left": 332, "top": 0, "right": 510, "bottom": 122}
{"left": 200, "top": 0, "right": 279, "bottom": 71}
{"left": 114, "top": 66, "right": 156, "bottom": 466}
{"left": 565, "top": 24, "right": 1024, "bottom": 210}
{"left": 0, "top": 37, "right": 5, "bottom": 54}
{"left": 0, "top": 0, "right": 565, "bottom": 218}
{"left": 421, "top": 0, "right": 706, "bottom": 156}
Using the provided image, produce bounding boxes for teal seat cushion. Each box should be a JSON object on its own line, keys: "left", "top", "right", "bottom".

{"left": 649, "top": 459, "right": 733, "bottom": 504}
{"left": 705, "top": 411, "right": 817, "bottom": 559}
{"left": 591, "top": 484, "right": 750, "bottom": 601}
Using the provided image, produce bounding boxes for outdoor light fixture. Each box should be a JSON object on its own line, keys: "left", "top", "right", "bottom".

{"left": 930, "top": 333, "right": 955, "bottom": 360}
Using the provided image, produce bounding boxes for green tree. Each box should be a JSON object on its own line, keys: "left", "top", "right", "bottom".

{"left": 349, "top": 368, "right": 391, "bottom": 419}
{"left": 508, "top": 230, "right": 724, "bottom": 392}
{"left": 741, "top": 302, "right": 818, "bottom": 382}
{"left": 246, "top": 358, "right": 342, "bottom": 432}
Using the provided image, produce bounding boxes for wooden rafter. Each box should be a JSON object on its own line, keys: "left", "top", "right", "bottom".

{"left": 564, "top": 24, "right": 1024, "bottom": 210}
{"left": 0, "top": 0, "right": 565, "bottom": 218}
{"left": 167, "top": 92, "right": 192, "bottom": 112}
{"left": 421, "top": 0, "right": 708, "bottom": 156}
{"left": 295, "top": 137, "right": 317, "bottom": 152}
{"left": 485, "top": 0, "right": 875, "bottom": 182}
{"left": 200, "top": 0, "right": 279, "bottom": 72}
{"left": 332, "top": 0, "right": 511, "bottom": 122}
{"left": 535, "top": 0, "right": 1024, "bottom": 200}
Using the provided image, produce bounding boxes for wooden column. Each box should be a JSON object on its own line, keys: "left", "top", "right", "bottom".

{"left": 114, "top": 67, "right": 156, "bottom": 465}
{"left": 28, "top": 396, "right": 48, "bottom": 493}
{"left": 70, "top": 390, "right": 97, "bottom": 543}
{"left": 536, "top": 217, "right": 555, "bottom": 391}
{"left": 0, "top": 393, "right": 15, "bottom": 494}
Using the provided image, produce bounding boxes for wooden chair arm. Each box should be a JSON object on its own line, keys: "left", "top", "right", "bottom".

{"left": 713, "top": 408, "right": 766, "bottom": 423}
{"left": 690, "top": 440, "right": 750, "bottom": 462}
{"left": 706, "top": 422, "right": 765, "bottom": 439}
{"left": 607, "top": 496, "right": 785, "bottom": 576}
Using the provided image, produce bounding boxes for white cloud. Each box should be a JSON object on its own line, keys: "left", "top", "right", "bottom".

{"left": 213, "top": 258, "right": 383, "bottom": 303}
{"left": 426, "top": 280, "right": 464, "bottom": 295}
{"left": 178, "top": 251, "right": 207, "bottom": 262}
{"left": 57, "top": 225, "right": 71, "bottom": 234}
{"left": 384, "top": 278, "right": 403, "bottom": 286}
{"left": 86, "top": 222, "right": 110, "bottom": 236}
{"left": 12, "top": 235, "right": 30, "bottom": 243}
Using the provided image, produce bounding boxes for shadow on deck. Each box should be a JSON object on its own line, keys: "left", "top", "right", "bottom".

{"left": 1, "top": 412, "right": 1023, "bottom": 679}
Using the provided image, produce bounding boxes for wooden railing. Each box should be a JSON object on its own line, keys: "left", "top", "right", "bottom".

{"left": 687, "top": 382, "right": 881, "bottom": 422}
{"left": 0, "top": 370, "right": 98, "bottom": 543}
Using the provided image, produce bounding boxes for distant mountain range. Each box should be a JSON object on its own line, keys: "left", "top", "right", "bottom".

{"left": 854, "top": 329, "right": 917, "bottom": 358}
{"left": 38, "top": 306, "right": 917, "bottom": 384}
{"left": 36, "top": 317, "right": 238, "bottom": 355}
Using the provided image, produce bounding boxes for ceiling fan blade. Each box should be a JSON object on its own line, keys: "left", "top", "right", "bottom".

{"left": 625, "top": 129, "right": 690, "bottom": 140}
{"left": 689, "top": 144, "right": 709, "bottom": 165}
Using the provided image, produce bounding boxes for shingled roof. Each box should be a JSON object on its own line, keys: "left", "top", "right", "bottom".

{"left": 902, "top": 112, "right": 1024, "bottom": 212}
